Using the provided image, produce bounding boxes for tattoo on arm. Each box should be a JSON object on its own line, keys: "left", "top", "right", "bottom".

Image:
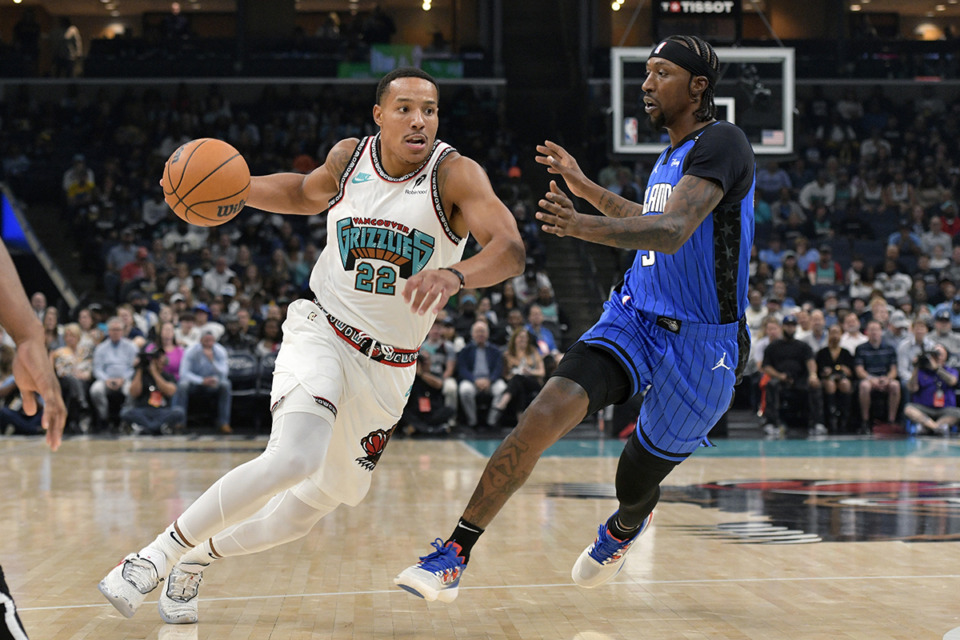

{"left": 597, "top": 191, "right": 642, "bottom": 219}
{"left": 327, "top": 146, "right": 352, "bottom": 182}
{"left": 590, "top": 175, "right": 723, "bottom": 252}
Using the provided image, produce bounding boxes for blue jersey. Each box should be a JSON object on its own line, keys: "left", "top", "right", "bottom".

{"left": 623, "top": 121, "right": 755, "bottom": 325}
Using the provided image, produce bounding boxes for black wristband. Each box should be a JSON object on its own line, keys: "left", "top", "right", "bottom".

{"left": 442, "top": 267, "right": 465, "bottom": 291}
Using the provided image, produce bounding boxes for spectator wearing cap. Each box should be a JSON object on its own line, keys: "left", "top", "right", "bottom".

{"left": 127, "top": 289, "right": 158, "bottom": 337}
{"left": 452, "top": 293, "right": 479, "bottom": 340}
{"left": 933, "top": 295, "right": 960, "bottom": 331}
{"left": 162, "top": 220, "right": 207, "bottom": 254}
{"left": 875, "top": 256, "right": 912, "bottom": 303}
{"left": 897, "top": 316, "right": 936, "bottom": 386}
{"left": 202, "top": 256, "right": 236, "bottom": 298}
{"left": 177, "top": 329, "right": 232, "bottom": 434}
{"left": 773, "top": 250, "right": 804, "bottom": 287}
{"left": 930, "top": 309, "right": 960, "bottom": 368}
{"left": 193, "top": 303, "right": 224, "bottom": 341}
{"left": 887, "top": 310, "right": 912, "bottom": 348}
{"left": 761, "top": 314, "right": 825, "bottom": 435}
{"left": 903, "top": 343, "right": 960, "bottom": 436}
{"left": 940, "top": 200, "right": 960, "bottom": 236}
{"left": 854, "top": 320, "right": 900, "bottom": 433}
{"left": 120, "top": 344, "right": 185, "bottom": 435}
{"left": 887, "top": 218, "right": 923, "bottom": 257}
{"left": 807, "top": 245, "right": 844, "bottom": 285}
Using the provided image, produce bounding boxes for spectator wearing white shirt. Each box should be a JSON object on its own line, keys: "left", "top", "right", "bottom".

{"left": 202, "top": 256, "right": 236, "bottom": 298}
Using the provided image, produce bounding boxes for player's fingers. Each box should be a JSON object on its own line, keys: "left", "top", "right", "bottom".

{"left": 549, "top": 180, "right": 569, "bottom": 199}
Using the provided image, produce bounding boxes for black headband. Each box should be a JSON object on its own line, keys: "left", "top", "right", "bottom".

{"left": 649, "top": 39, "right": 718, "bottom": 87}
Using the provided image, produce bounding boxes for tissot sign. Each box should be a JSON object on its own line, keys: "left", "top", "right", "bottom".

{"left": 653, "top": 0, "right": 741, "bottom": 42}
{"left": 660, "top": 1, "right": 736, "bottom": 13}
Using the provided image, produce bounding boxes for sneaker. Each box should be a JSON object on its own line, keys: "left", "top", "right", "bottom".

{"left": 158, "top": 563, "right": 206, "bottom": 624}
{"left": 810, "top": 423, "right": 828, "bottom": 436}
{"left": 571, "top": 512, "right": 653, "bottom": 589}
{"left": 762, "top": 423, "right": 785, "bottom": 438}
{"left": 98, "top": 553, "right": 163, "bottom": 618}
{"left": 394, "top": 538, "right": 466, "bottom": 603}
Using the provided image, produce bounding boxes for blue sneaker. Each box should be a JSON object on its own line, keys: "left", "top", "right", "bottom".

{"left": 394, "top": 538, "right": 466, "bottom": 602}
{"left": 571, "top": 512, "right": 653, "bottom": 588}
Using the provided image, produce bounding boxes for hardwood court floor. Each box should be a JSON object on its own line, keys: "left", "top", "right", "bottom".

{"left": 3, "top": 433, "right": 960, "bottom": 639}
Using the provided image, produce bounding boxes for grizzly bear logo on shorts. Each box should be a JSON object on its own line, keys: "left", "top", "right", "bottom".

{"left": 355, "top": 425, "right": 396, "bottom": 471}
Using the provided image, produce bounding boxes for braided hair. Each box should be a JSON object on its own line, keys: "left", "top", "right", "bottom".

{"left": 666, "top": 35, "right": 719, "bottom": 122}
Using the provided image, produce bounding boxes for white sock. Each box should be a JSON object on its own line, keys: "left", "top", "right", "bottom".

{"left": 140, "top": 522, "right": 194, "bottom": 575}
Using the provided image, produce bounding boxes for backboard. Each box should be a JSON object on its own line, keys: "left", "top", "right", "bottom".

{"left": 612, "top": 46, "right": 794, "bottom": 156}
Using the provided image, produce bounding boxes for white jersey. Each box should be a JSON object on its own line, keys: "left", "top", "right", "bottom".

{"left": 310, "top": 134, "right": 467, "bottom": 349}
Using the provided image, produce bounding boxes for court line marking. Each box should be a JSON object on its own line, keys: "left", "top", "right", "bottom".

{"left": 21, "top": 572, "right": 960, "bottom": 612}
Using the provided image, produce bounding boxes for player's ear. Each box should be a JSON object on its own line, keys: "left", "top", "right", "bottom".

{"left": 689, "top": 75, "right": 708, "bottom": 102}
{"left": 373, "top": 104, "right": 383, "bottom": 126}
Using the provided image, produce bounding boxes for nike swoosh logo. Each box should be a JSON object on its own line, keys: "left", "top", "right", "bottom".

{"left": 351, "top": 173, "right": 373, "bottom": 184}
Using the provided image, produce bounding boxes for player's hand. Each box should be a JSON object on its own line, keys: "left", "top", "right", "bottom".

{"left": 402, "top": 268, "right": 462, "bottom": 316}
{"left": 535, "top": 140, "right": 588, "bottom": 197}
{"left": 12, "top": 336, "right": 66, "bottom": 451}
{"left": 537, "top": 181, "right": 585, "bottom": 238}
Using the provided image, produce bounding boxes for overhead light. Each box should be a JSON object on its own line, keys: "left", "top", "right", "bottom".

{"left": 936, "top": 4, "right": 946, "bottom": 10}
{"left": 110, "top": 10, "right": 120, "bottom": 16}
{"left": 850, "top": 4, "right": 861, "bottom": 10}
{"left": 422, "top": 1, "right": 431, "bottom": 9}
{"left": 612, "top": 0, "right": 623, "bottom": 9}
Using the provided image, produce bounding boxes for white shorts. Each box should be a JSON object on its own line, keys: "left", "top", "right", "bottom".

{"left": 272, "top": 298, "right": 416, "bottom": 507}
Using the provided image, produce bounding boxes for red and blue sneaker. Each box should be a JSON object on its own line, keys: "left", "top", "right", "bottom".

{"left": 571, "top": 512, "right": 653, "bottom": 588}
{"left": 394, "top": 538, "right": 466, "bottom": 603}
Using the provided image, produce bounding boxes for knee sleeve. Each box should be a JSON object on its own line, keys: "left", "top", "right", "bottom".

{"left": 175, "top": 387, "right": 333, "bottom": 546}
{"left": 614, "top": 429, "right": 679, "bottom": 527}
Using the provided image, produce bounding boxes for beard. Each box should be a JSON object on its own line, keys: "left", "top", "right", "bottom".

{"left": 646, "top": 111, "right": 665, "bottom": 131}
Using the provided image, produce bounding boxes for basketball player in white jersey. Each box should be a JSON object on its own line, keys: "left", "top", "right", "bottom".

{"left": 99, "top": 68, "right": 525, "bottom": 624}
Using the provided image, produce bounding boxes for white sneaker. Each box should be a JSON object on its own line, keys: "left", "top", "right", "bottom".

{"left": 394, "top": 539, "right": 466, "bottom": 603}
{"left": 572, "top": 513, "right": 652, "bottom": 588}
{"left": 158, "top": 563, "right": 206, "bottom": 624}
{"left": 98, "top": 553, "right": 163, "bottom": 618}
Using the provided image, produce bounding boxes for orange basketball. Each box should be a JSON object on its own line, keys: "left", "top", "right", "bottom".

{"left": 163, "top": 138, "right": 250, "bottom": 227}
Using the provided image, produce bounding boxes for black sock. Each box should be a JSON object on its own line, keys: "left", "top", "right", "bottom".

{"left": 445, "top": 518, "right": 485, "bottom": 564}
{"left": 606, "top": 512, "right": 643, "bottom": 540}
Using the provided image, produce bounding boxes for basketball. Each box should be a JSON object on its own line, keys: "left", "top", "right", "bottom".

{"left": 163, "top": 138, "right": 250, "bottom": 227}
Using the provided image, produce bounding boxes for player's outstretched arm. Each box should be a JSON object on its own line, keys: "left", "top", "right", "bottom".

{"left": 535, "top": 140, "right": 639, "bottom": 219}
{"left": 537, "top": 174, "right": 723, "bottom": 254}
{"left": 245, "top": 138, "right": 358, "bottom": 216}
{"left": 403, "top": 154, "right": 525, "bottom": 315}
{"left": 0, "top": 240, "right": 66, "bottom": 451}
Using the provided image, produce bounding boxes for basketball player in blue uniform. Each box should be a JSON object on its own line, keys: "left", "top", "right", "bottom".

{"left": 0, "top": 238, "right": 66, "bottom": 639}
{"left": 397, "top": 35, "right": 755, "bottom": 600}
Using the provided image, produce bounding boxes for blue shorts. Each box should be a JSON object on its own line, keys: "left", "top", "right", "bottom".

{"left": 580, "top": 293, "right": 741, "bottom": 461}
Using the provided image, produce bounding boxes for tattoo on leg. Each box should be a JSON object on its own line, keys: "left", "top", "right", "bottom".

{"left": 464, "top": 432, "right": 536, "bottom": 527}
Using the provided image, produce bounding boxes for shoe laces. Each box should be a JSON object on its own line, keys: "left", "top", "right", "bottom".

{"left": 417, "top": 538, "right": 464, "bottom": 582}
{"left": 166, "top": 566, "right": 203, "bottom": 602}
{"left": 587, "top": 521, "right": 644, "bottom": 566}
{"left": 122, "top": 556, "right": 159, "bottom": 594}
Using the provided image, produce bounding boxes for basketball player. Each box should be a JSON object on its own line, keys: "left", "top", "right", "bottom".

{"left": 0, "top": 238, "right": 67, "bottom": 639}
{"left": 396, "top": 35, "right": 755, "bottom": 601}
{"left": 98, "top": 68, "right": 524, "bottom": 624}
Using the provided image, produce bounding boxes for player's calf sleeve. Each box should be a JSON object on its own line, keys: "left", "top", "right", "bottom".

{"left": 613, "top": 430, "right": 679, "bottom": 531}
